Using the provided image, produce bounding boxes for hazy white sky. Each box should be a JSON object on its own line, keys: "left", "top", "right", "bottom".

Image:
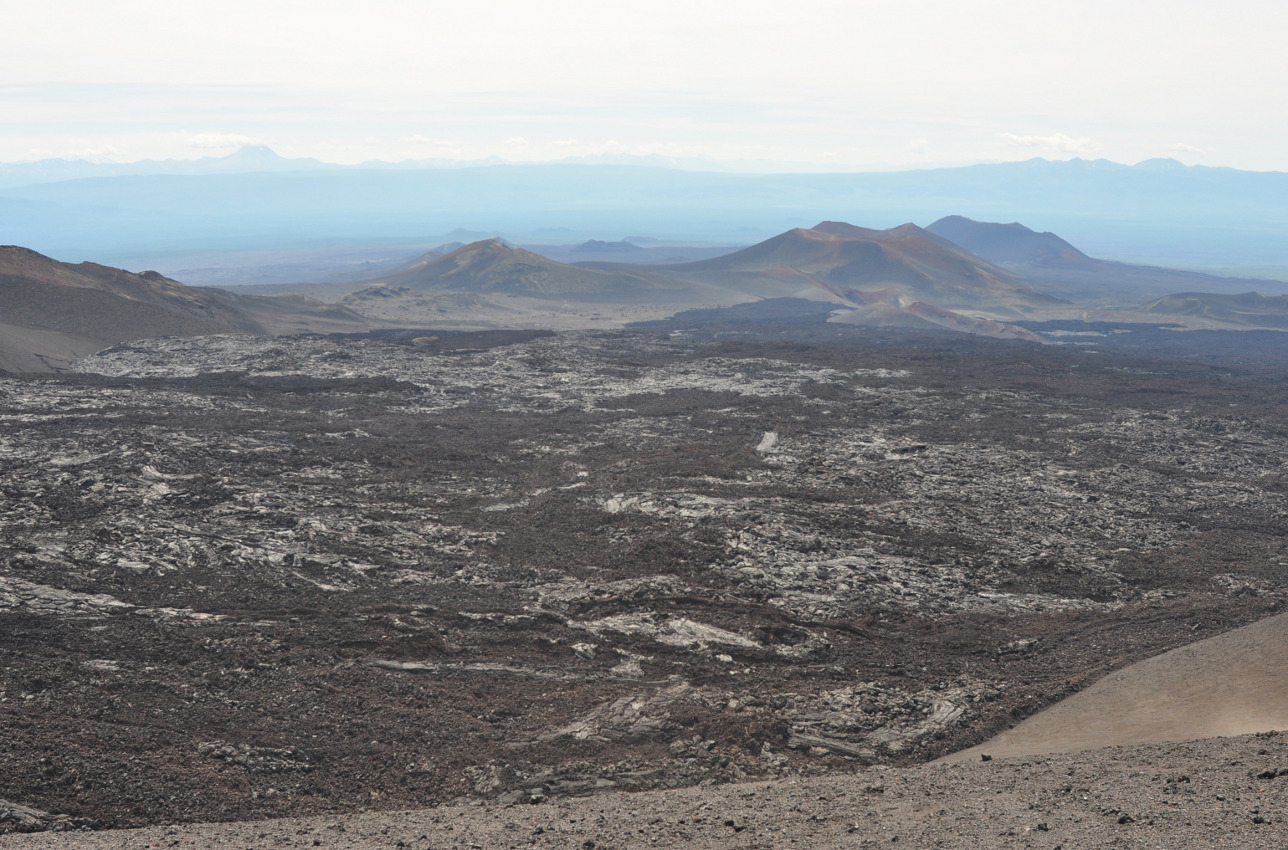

{"left": 2, "top": 0, "right": 1285, "bottom": 169}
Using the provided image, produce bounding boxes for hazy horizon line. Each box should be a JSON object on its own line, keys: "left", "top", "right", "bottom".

{"left": 3, "top": 145, "right": 1279, "bottom": 176}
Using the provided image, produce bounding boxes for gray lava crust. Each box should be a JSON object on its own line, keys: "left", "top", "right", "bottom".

{"left": 1, "top": 327, "right": 1286, "bottom": 828}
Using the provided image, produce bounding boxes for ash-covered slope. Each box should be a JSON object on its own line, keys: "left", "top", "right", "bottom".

{"left": 0, "top": 246, "right": 264, "bottom": 335}
{"left": 927, "top": 215, "right": 1288, "bottom": 304}
{"left": 0, "top": 246, "right": 369, "bottom": 372}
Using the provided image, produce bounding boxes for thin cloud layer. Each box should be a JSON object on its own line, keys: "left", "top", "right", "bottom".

{"left": 0, "top": 1, "right": 1285, "bottom": 169}
{"left": 999, "top": 133, "right": 1100, "bottom": 155}
{"left": 188, "top": 133, "right": 264, "bottom": 151}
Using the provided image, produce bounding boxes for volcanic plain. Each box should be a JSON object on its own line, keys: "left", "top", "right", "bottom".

{"left": 2, "top": 322, "right": 1287, "bottom": 833}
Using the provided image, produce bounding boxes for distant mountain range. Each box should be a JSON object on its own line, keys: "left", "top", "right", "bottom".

{"left": 6, "top": 209, "right": 1288, "bottom": 373}
{"left": 0, "top": 146, "right": 338, "bottom": 189}
{"left": 327, "top": 217, "right": 1288, "bottom": 339}
{"left": 3, "top": 149, "right": 1288, "bottom": 275}
{"left": 333, "top": 221, "right": 1065, "bottom": 340}
{"left": 0, "top": 246, "right": 369, "bottom": 372}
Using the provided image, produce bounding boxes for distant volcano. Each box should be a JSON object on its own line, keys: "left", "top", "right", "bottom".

{"left": 667, "top": 221, "right": 1065, "bottom": 313}
{"left": 925, "top": 216, "right": 1097, "bottom": 270}
{"left": 358, "top": 239, "right": 684, "bottom": 301}
{"left": 926, "top": 215, "right": 1288, "bottom": 304}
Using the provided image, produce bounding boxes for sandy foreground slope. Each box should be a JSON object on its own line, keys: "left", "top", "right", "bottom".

{"left": 944, "top": 610, "right": 1288, "bottom": 762}
{"left": 3, "top": 733, "right": 1286, "bottom": 848}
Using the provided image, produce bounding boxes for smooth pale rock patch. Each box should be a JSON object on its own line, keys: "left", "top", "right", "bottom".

{"left": 942, "top": 610, "right": 1288, "bottom": 761}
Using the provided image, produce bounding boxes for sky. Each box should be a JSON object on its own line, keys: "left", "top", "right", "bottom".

{"left": 2, "top": 0, "right": 1285, "bottom": 171}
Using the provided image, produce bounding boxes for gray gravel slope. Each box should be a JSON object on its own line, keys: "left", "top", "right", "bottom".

{"left": 4, "top": 733, "right": 1286, "bottom": 848}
